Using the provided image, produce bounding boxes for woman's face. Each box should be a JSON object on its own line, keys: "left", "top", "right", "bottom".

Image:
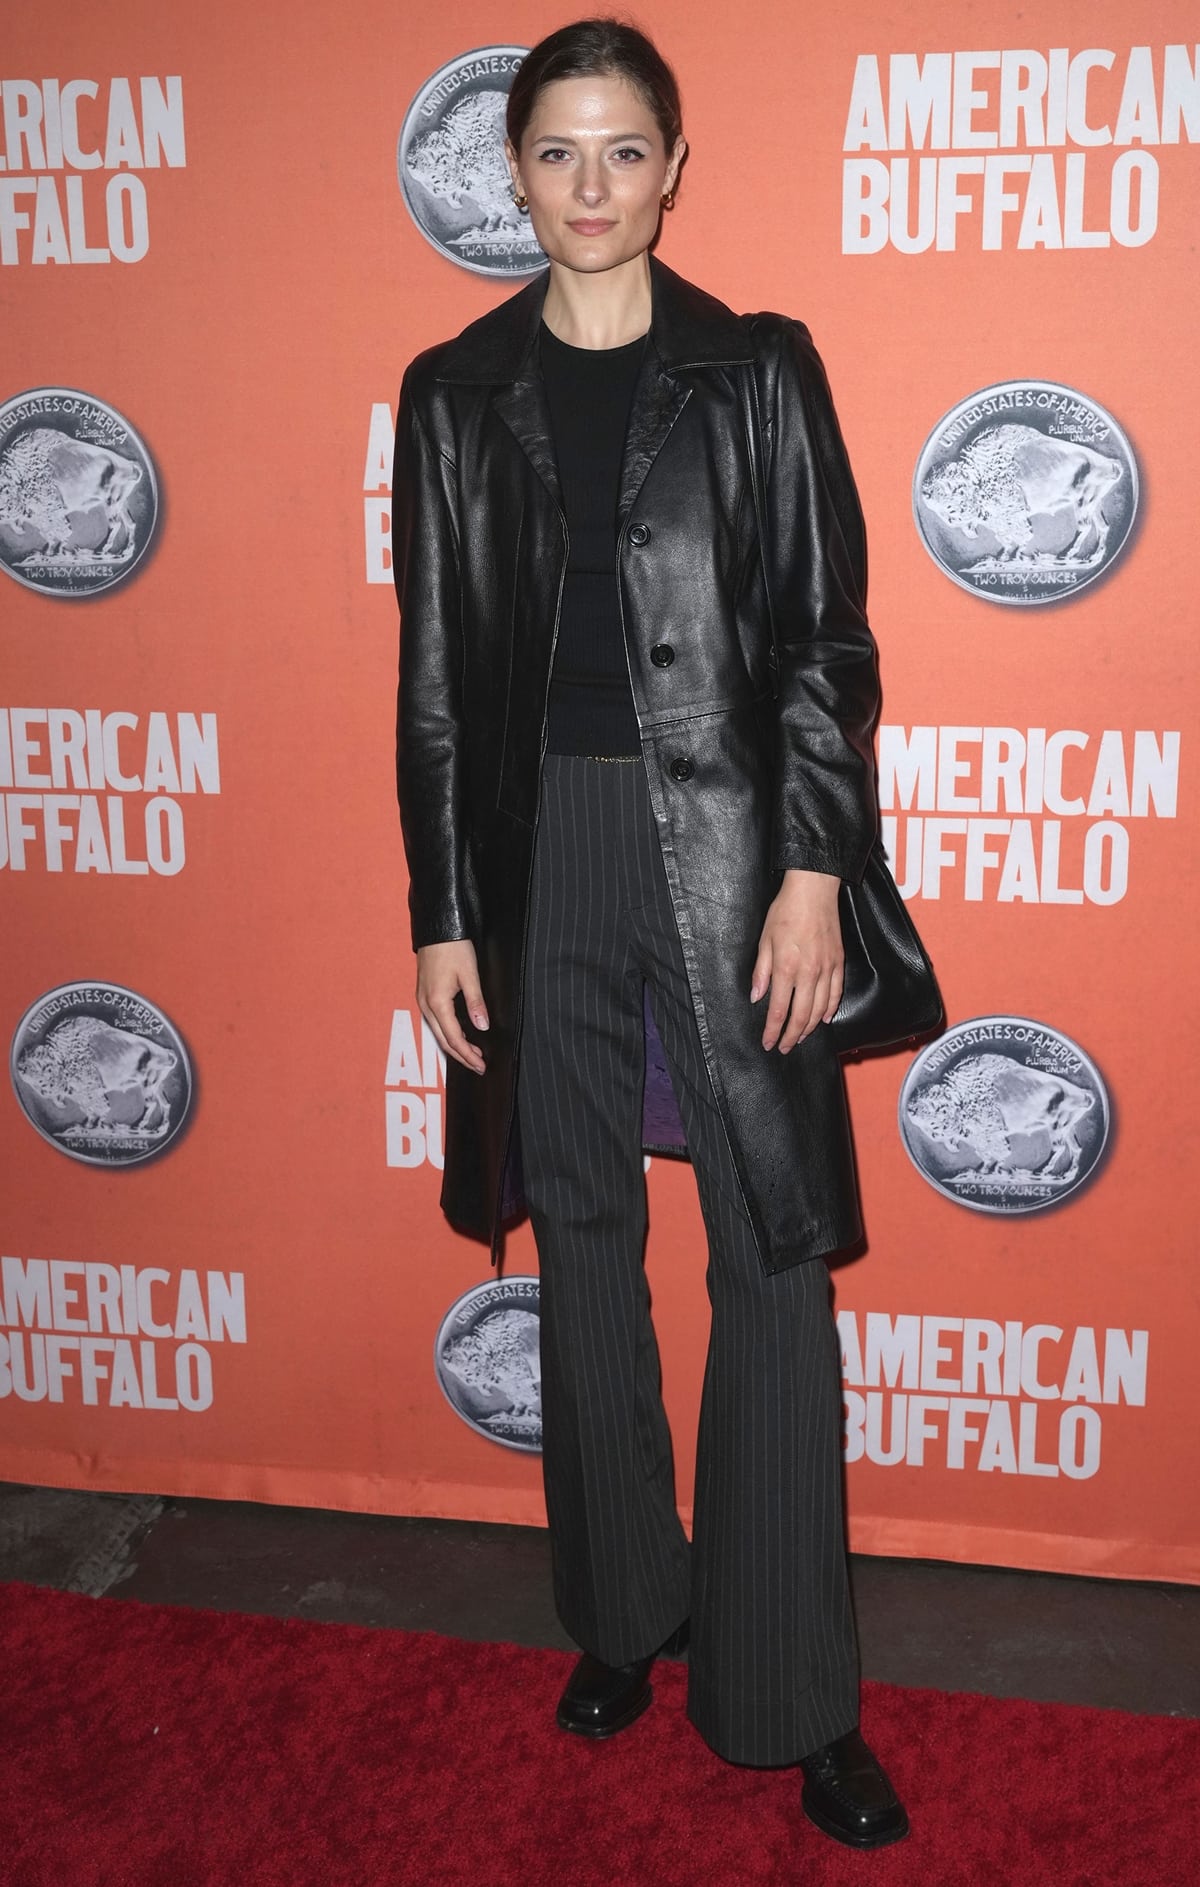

{"left": 505, "top": 72, "right": 685, "bottom": 275}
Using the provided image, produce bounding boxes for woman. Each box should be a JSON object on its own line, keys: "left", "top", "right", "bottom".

{"left": 393, "top": 17, "right": 908, "bottom": 1853}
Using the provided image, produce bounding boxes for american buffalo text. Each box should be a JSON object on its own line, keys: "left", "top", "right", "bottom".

{"left": 843, "top": 45, "right": 1197, "bottom": 252}
{"left": 0, "top": 76, "right": 185, "bottom": 266}
{"left": 0, "top": 707, "right": 219, "bottom": 874}
{"left": 839, "top": 1310, "right": 1147, "bottom": 1479}
{"left": 0, "top": 1257, "right": 245, "bottom": 1412}
{"left": 879, "top": 725, "right": 1178, "bottom": 902}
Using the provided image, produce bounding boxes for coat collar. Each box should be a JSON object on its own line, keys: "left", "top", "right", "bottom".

{"left": 433, "top": 251, "right": 753, "bottom": 384}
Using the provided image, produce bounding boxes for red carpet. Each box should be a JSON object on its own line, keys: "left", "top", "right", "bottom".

{"left": 1, "top": 1580, "right": 1196, "bottom": 1887}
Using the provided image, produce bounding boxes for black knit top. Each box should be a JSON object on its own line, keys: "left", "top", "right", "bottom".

{"left": 538, "top": 319, "right": 648, "bottom": 756}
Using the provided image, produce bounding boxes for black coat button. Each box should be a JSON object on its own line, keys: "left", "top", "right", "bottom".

{"left": 628, "top": 522, "right": 651, "bottom": 545}
{"left": 650, "top": 643, "right": 675, "bottom": 667}
{"left": 668, "top": 755, "right": 694, "bottom": 782}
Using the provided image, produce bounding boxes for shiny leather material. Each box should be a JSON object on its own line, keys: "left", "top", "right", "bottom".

{"left": 555, "top": 1651, "right": 654, "bottom": 1738}
{"left": 832, "top": 844, "right": 945, "bottom": 1055}
{"left": 394, "top": 253, "right": 883, "bottom": 1273}
{"left": 800, "top": 1727, "right": 910, "bottom": 1848}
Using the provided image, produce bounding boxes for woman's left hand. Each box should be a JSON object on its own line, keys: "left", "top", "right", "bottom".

{"left": 750, "top": 869, "right": 844, "bottom": 1052}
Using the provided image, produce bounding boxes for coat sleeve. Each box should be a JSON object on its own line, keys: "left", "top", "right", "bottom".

{"left": 392, "top": 362, "right": 473, "bottom": 949}
{"left": 756, "top": 315, "right": 881, "bottom": 886}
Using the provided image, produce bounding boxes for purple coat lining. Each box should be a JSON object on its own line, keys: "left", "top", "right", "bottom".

{"left": 640, "top": 980, "right": 689, "bottom": 1151}
{"left": 498, "top": 982, "right": 689, "bottom": 1222}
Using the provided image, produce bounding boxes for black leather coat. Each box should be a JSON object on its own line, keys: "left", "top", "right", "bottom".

{"left": 393, "top": 252, "right": 881, "bottom": 1273}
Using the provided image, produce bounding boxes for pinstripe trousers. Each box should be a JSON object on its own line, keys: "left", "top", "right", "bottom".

{"left": 514, "top": 752, "right": 860, "bottom": 1766}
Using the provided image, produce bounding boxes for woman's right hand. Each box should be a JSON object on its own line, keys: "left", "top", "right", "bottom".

{"left": 416, "top": 940, "right": 490, "bottom": 1076}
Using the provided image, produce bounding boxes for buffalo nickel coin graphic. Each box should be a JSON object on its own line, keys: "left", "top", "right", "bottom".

{"left": 0, "top": 389, "right": 160, "bottom": 597}
{"left": 898, "top": 1016, "right": 1110, "bottom": 1214}
{"left": 434, "top": 1277, "right": 541, "bottom": 1451}
{"left": 398, "top": 47, "right": 547, "bottom": 277}
{"left": 11, "top": 982, "right": 193, "bottom": 1166}
{"left": 913, "top": 381, "right": 1138, "bottom": 605}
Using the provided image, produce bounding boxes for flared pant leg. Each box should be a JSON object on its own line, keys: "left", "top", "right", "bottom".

{"left": 516, "top": 755, "right": 693, "bottom": 1668}
{"left": 515, "top": 753, "right": 860, "bottom": 1765}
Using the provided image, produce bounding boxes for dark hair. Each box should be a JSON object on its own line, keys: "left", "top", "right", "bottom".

{"left": 506, "top": 17, "right": 684, "bottom": 161}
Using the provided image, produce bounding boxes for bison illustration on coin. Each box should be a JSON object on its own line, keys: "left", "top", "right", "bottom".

{"left": 10, "top": 982, "right": 193, "bottom": 1165}
{"left": 906, "top": 1054, "right": 1094, "bottom": 1182}
{"left": 17, "top": 1016, "right": 176, "bottom": 1137}
{"left": 434, "top": 1278, "right": 542, "bottom": 1451}
{"left": 921, "top": 427, "right": 1123, "bottom": 569}
{"left": 0, "top": 391, "right": 160, "bottom": 597}
{"left": 899, "top": 1017, "right": 1110, "bottom": 1214}
{"left": 407, "top": 92, "right": 518, "bottom": 233}
{"left": 398, "top": 48, "right": 546, "bottom": 278}
{"left": 1, "top": 431, "right": 142, "bottom": 562}
{"left": 913, "top": 382, "right": 1138, "bottom": 606}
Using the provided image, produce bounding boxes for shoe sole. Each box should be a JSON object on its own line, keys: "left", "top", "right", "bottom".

{"left": 556, "top": 1683, "right": 653, "bottom": 1739}
{"left": 801, "top": 1792, "right": 910, "bottom": 1850}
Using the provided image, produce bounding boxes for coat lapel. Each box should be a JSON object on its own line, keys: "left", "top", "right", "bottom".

{"left": 615, "top": 347, "right": 691, "bottom": 532}
{"left": 491, "top": 360, "right": 563, "bottom": 514}
{"left": 434, "top": 253, "right": 755, "bottom": 524}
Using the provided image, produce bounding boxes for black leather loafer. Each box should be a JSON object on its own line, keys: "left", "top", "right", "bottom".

{"left": 556, "top": 1621, "right": 689, "bottom": 1738}
{"left": 800, "top": 1727, "right": 909, "bottom": 1848}
{"left": 556, "top": 1650, "right": 653, "bottom": 1737}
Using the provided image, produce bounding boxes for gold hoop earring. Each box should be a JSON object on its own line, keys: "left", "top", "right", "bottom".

{"left": 660, "top": 188, "right": 675, "bottom": 210}
{"left": 512, "top": 186, "right": 529, "bottom": 212}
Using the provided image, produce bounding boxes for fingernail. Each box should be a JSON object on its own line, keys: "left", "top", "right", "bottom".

{"left": 473, "top": 1013, "right": 489, "bottom": 1030}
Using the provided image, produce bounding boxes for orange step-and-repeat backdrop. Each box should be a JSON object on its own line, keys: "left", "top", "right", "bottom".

{"left": 3, "top": 2, "right": 1198, "bottom": 1581}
